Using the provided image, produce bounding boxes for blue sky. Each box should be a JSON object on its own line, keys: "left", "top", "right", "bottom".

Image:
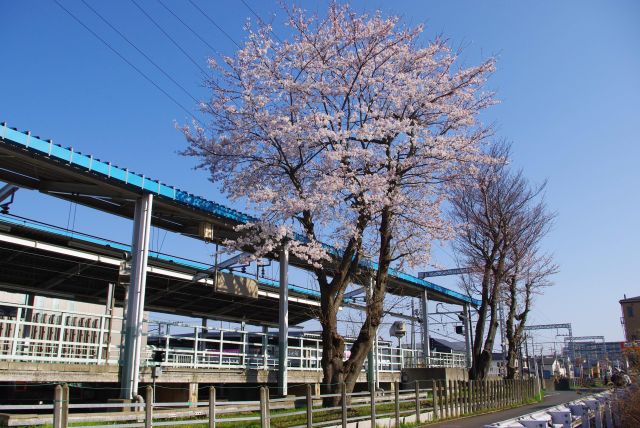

{"left": 1, "top": 1, "right": 639, "bottom": 345}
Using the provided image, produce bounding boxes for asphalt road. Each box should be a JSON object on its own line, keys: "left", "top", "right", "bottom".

{"left": 424, "top": 390, "right": 580, "bottom": 427}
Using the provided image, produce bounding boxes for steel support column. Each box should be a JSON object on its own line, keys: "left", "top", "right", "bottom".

{"left": 421, "top": 289, "right": 431, "bottom": 366}
{"left": 278, "top": 241, "right": 289, "bottom": 396}
{"left": 367, "top": 276, "right": 375, "bottom": 389}
{"left": 120, "top": 193, "right": 153, "bottom": 399}
{"left": 463, "top": 303, "right": 472, "bottom": 368}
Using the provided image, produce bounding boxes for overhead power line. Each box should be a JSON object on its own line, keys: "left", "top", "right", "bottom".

{"left": 187, "top": 0, "right": 240, "bottom": 48}
{"left": 130, "top": 0, "right": 210, "bottom": 75}
{"left": 53, "top": 0, "right": 200, "bottom": 123}
{"left": 156, "top": 0, "right": 218, "bottom": 53}
{"left": 79, "top": 0, "right": 199, "bottom": 104}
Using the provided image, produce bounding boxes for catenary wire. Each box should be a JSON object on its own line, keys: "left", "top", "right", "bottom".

{"left": 79, "top": 0, "right": 200, "bottom": 104}
{"left": 156, "top": 0, "right": 218, "bottom": 53}
{"left": 53, "top": 0, "right": 201, "bottom": 124}
{"left": 187, "top": 0, "right": 241, "bottom": 49}
{"left": 129, "top": 0, "right": 210, "bottom": 76}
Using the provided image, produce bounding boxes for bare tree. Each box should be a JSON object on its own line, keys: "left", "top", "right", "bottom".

{"left": 450, "top": 143, "right": 555, "bottom": 379}
{"left": 503, "top": 191, "right": 557, "bottom": 378}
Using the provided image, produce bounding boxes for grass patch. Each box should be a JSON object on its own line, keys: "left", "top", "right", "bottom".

{"left": 21, "top": 399, "right": 432, "bottom": 428}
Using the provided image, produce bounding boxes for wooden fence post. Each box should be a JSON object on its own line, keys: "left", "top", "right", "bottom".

{"left": 394, "top": 381, "right": 400, "bottom": 427}
{"left": 490, "top": 380, "right": 494, "bottom": 408}
{"left": 415, "top": 381, "right": 421, "bottom": 424}
{"left": 451, "top": 379, "right": 456, "bottom": 417}
{"left": 468, "top": 380, "right": 474, "bottom": 413}
{"left": 451, "top": 380, "right": 456, "bottom": 416}
{"left": 59, "top": 383, "right": 68, "bottom": 428}
{"left": 341, "top": 382, "right": 348, "bottom": 428}
{"left": 61, "top": 383, "right": 69, "bottom": 428}
{"left": 209, "top": 386, "right": 216, "bottom": 428}
{"left": 491, "top": 380, "right": 495, "bottom": 409}
{"left": 432, "top": 380, "right": 439, "bottom": 420}
{"left": 145, "top": 385, "right": 153, "bottom": 428}
{"left": 445, "top": 380, "right": 451, "bottom": 418}
{"left": 520, "top": 379, "right": 523, "bottom": 403}
{"left": 370, "top": 381, "right": 377, "bottom": 426}
{"left": 483, "top": 380, "right": 488, "bottom": 410}
{"left": 260, "top": 386, "right": 270, "bottom": 428}
{"left": 462, "top": 380, "right": 468, "bottom": 415}
{"left": 306, "top": 384, "right": 313, "bottom": 428}
{"left": 53, "top": 384, "right": 62, "bottom": 428}
{"left": 441, "top": 380, "right": 446, "bottom": 419}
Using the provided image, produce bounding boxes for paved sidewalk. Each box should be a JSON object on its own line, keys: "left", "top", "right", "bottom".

{"left": 424, "top": 390, "right": 580, "bottom": 427}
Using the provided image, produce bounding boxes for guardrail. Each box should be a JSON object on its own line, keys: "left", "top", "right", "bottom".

{"left": 145, "top": 319, "right": 467, "bottom": 373}
{"left": 485, "top": 391, "right": 614, "bottom": 428}
{"left": 0, "top": 302, "right": 467, "bottom": 373}
{"left": 0, "top": 302, "right": 121, "bottom": 365}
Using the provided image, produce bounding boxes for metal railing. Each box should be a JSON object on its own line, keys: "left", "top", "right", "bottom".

{"left": 0, "top": 302, "right": 468, "bottom": 372}
{"left": 0, "top": 302, "right": 121, "bottom": 364}
{"left": 145, "top": 320, "right": 467, "bottom": 372}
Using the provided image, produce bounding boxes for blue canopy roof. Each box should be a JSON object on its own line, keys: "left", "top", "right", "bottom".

{"left": 0, "top": 123, "right": 480, "bottom": 306}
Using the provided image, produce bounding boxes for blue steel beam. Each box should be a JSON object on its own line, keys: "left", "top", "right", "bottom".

{"left": 0, "top": 124, "right": 480, "bottom": 306}
{"left": 0, "top": 214, "right": 319, "bottom": 299}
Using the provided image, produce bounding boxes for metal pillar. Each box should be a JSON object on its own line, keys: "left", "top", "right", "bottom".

{"left": 467, "top": 306, "right": 474, "bottom": 360}
{"left": 411, "top": 299, "right": 416, "bottom": 355}
{"left": 22, "top": 293, "right": 36, "bottom": 340}
{"left": 278, "top": 241, "right": 289, "bottom": 396}
{"left": 498, "top": 302, "right": 507, "bottom": 358}
{"left": 374, "top": 328, "right": 380, "bottom": 390}
{"left": 463, "top": 303, "right": 472, "bottom": 369}
{"left": 262, "top": 325, "right": 269, "bottom": 370}
{"left": 421, "top": 289, "right": 431, "bottom": 366}
{"left": 120, "top": 193, "right": 153, "bottom": 399}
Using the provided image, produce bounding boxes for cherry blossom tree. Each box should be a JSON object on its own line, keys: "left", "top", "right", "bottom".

{"left": 183, "top": 3, "right": 495, "bottom": 399}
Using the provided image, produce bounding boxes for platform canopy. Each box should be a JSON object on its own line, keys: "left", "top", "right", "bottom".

{"left": 0, "top": 123, "right": 480, "bottom": 307}
{"left": 0, "top": 215, "right": 320, "bottom": 325}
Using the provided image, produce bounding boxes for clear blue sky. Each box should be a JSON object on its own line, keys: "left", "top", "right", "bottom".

{"left": 1, "top": 1, "right": 639, "bottom": 344}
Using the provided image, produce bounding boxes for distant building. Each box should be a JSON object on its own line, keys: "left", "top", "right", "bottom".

{"left": 539, "top": 356, "right": 566, "bottom": 379}
{"left": 488, "top": 352, "right": 507, "bottom": 377}
{"left": 563, "top": 341, "right": 625, "bottom": 371}
{"left": 620, "top": 295, "right": 640, "bottom": 341}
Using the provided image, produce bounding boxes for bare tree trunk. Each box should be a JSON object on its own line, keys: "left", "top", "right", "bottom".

{"left": 470, "top": 250, "right": 505, "bottom": 380}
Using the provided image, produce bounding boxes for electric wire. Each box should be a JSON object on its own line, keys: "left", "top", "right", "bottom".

{"left": 187, "top": 0, "right": 240, "bottom": 49}
{"left": 156, "top": 0, "right": 218, "bottom": 53}
{"left": 79, "top": 0, "right": 200, "bottom": 104}
{"left": 129, "top": 0, "right": 210, "bottom": 76}
{"left": 52, "top": 0, "right": 200, "bottom": 124}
